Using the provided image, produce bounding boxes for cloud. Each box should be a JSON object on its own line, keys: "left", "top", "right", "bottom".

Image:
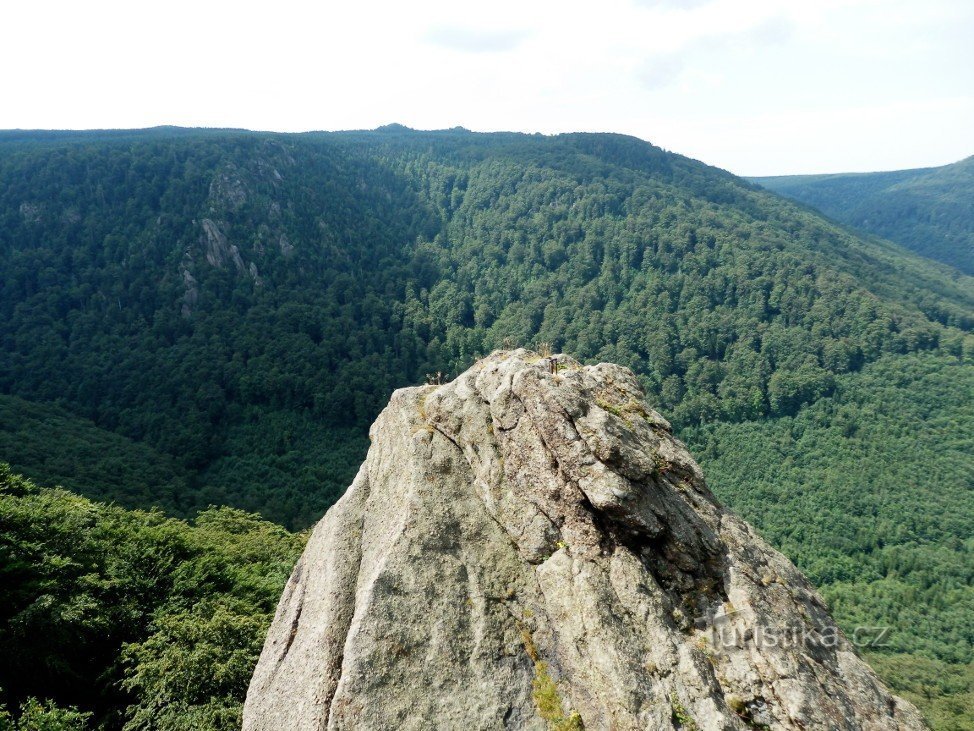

{"left": 423, "top": 26, "right": 532, "bottom": 53}
{"left": 633, "top": 0, "right": 714, "bottom": 9}
{"left": 637, "top": 56, "right": 686, "bottom": 90}
{"left": 740, "top": 16, "right": 795, "bottom": 46}
{"left": 634, "top": 13, "right": 795, "bottom": 91}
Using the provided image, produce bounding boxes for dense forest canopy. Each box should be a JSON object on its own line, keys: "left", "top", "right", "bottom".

{"left": 751, "top": 156, "right": 974, "bottom": 275}
{"left": 0, "top": 127, "right": 972, "bottom": 729}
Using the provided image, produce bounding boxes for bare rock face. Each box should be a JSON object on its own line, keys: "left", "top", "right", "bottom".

{"left": 243, "top": 350, "right": 926, "bottom": 730}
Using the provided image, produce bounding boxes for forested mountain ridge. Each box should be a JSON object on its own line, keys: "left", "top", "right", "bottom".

{"left": 2, "top": 127, "right": 972, "bottom": 526}
{"left": 751, "top": 156, "right": 974, "bottom": 274}
{"left": 1, "top": 127, "right": 972, "bottom": 728}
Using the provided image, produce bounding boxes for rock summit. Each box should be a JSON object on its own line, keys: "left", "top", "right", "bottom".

{"left": 244, "top": 350, "right": 924, "bottom": 730}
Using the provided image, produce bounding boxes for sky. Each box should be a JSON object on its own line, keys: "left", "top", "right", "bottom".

{"left": 2, "top": 0, "right": 972, "bottom": 175}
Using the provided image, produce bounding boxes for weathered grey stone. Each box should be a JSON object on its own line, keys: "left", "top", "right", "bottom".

{"left": 208, "top": 165, "right": 250, "bottom": 210}
{"left": 200, "top": 218, "right": 246, "bottom": 273}
{"left": 244, "top": 350, "right": 927, "bottom": 730}
{"left": 179, "top": 262, "right": 198, "bottom": 318}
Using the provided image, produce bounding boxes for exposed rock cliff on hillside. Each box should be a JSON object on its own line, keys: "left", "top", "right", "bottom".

{"left": 243, "top": 350, "right": 925, "bottom": 730}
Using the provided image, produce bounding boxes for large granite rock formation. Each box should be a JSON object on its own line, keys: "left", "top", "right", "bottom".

{"left": 243, "top": 350, "right": 925, "bottom": 730}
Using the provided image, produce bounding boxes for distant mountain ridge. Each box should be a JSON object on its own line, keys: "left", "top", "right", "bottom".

{"left": 751, "top": 156, "right": 974, "bottom": 274}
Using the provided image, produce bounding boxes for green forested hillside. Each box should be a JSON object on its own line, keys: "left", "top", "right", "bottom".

{"left": 684, "top": 351, "right": 974, "bottom": 729}
{"left": 0, "top": 127, "right": 972, "bottom": 729}
{"left": 0, "top": 464, "right": 303, "bottom": 730}
{"left": 2, "top": 128, "right": 971, "bottom": 525}
{"left": 0, "top": 395, "right": 193, "bottom": 514}
{"left": 751, "top": 156, "right": 974, "bottom": 274}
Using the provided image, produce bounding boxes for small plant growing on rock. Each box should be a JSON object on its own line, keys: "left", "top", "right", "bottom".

{"left": 670, "top": 694, "right": 699, "bottom": 731}
{"left": 522, "top": 629, "right": 584, "bottom": 730}
{"left": 726, "top": 694, "right": 746, "bottom": 715}
{"left": 596, "top": 398, "right": 626, "bottom": 419}
{"left": 725, "top": 694, "right": 769, "bottom": 729}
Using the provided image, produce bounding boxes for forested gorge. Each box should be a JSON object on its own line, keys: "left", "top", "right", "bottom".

{"left": 0, "top": 128, "right": 972, "bottom": 729}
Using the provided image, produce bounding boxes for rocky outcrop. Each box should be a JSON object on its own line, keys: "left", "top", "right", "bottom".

{"left": 18, "top": 201, "right": 42, "bottom": 223}
{"left": 243, "top": 350, "right": 925, "bottom": 730}
{"left": 201, "top": 218, "right": 246, "bottom": 272}
{"left": 208, "top": 164, "right": 250, "bottom": 211}
{"left": 179, "top": 262, "right": 199, "bottom": 318}
{"left": 278, "top": 232, "right": 294, "bottom": 258}
{"left": 197, "top": 218, "right": 262, "bottom": 286}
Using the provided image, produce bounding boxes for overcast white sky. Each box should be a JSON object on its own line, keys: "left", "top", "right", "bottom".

{"left": 2, "top": 0, "right": 971, "bottom": 175}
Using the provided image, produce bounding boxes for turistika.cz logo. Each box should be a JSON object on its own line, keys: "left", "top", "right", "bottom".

{"left": 694, "top": 605, "right": 891, "bottom": 650}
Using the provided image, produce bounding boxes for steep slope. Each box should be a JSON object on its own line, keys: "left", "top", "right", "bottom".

{"left": 684, "top": 351, "right": 974, "bottom": 712}
{"left": 0, "top": 394, "right": 193, "bottom": 513}
{"left": 245, "top": 350, "right": 923, "bottom": 730}
{"left": 0, "top": 130, "right": 424, "bottom": 526}
{"left": 751, "top": 157, "right": 974, "bottom": 274}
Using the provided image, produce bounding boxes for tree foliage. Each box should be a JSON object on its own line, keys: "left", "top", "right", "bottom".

{"left": 685, "top": 352, "right": 974, "bottom": 729}
{"left": 1, "top": 128, "right": 971, "bottom": 528}
{"left": 0, "top": 464, "right": 303, "bottom": 729}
